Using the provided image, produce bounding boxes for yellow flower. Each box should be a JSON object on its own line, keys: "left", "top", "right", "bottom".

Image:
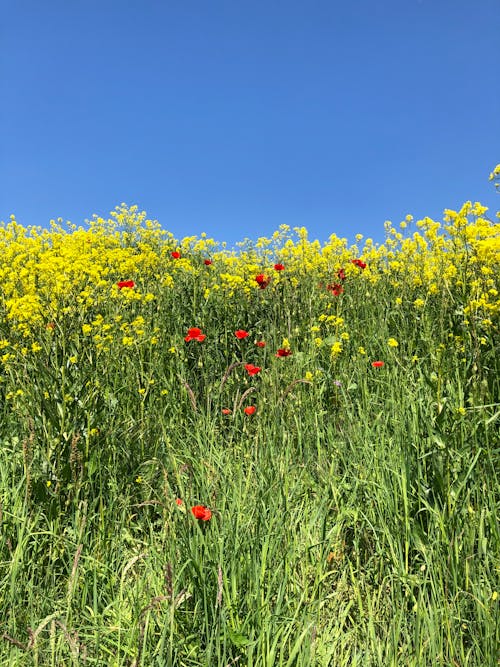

{"left": 358, "top": 346, "right": 366, "bottom": 355}
{"left": 69, "top": 355, "right": 78, "bottom": 364}
{"left": 387, "top": 338, "right": 399, "bottom": 348}
{"left": 330, "top": 341, "right": 343, "bottom": 358}
{"left": 304, "top": 371, "right": 314, "bottom": 382}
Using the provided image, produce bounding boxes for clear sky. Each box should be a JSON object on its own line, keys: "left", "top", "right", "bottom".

{"left": 2, "top": 0, "right": 499, "bottom": 246}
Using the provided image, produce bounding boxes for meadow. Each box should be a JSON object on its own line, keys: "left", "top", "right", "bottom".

{"left": 0, "top": 174, "right": 499, "bottom": 665}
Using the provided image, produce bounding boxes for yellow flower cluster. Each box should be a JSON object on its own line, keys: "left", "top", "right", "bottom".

{"left": 0, "top": 192, "right": 498, "bottom": 353}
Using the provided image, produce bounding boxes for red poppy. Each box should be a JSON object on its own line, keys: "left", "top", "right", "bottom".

{"left": 171, "top": 251, "right": 181, "bottom": 259}
{"left": 274, "top": 263, "right": 285, "bottom": 271}
{"left": 235, "top": 330, "right": 249, "bottom": 339}
{"left": 185, "top": 327, "right": 206, "bottom": 342}
{"left": 245, "top": 363, "right": 261, "bottom": 376}
{"left": 337, "top": 268, "right": 346, "bottom": 281}
{"left": 204, "top": 259, "right": 212, "bottom": 265}
{"left": 255, "top": 341, "right": 266, "bottom": 348}
{"left": 175, "top": 498, "right": 183, "bottom": 506}
{"left": 191, "top": 505, "right": 212, "bottom": 521}
{"left": 351, "top": 259, "right": 367, "bottom": 269}
{"left": 117, "top": 280, "right": 135, "bottom": 289}
{"left": 276, "top": 348, "right": 292, "bottom": 357}
{"left": 371, "top": 361, "right": 385, "bottom": 368}
{"left": 244, "top": 406, "right": 256, "bottom": 415}
{"left": 327, "top": 283, "right": 344, "bottom": 296}
{"left": 221, "top": 408, "right": 232, "bottom": 415}
{"left": 255, "top": 274, "right": 270, "bottom": 289}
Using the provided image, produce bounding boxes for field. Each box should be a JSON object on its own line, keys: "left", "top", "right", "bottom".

{"left": 0, "top": 184, "right": 499, "bottom": 665}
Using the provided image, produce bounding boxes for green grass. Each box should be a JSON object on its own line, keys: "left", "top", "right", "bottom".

{"left": 0, "top": 252, "right": 498, "bottom": 666}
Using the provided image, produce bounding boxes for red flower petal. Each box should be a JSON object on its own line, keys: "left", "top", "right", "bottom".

{"left": 276, "top": 348, "right": 292, "bottom": 357}
{"left": 245, "top": 363, "right": 261, "bottom": 376}
{"left": 185, "top": 327, "right": 205, "bottom": 342}
{"left": 255, "top": 341, "right": 266, "bottom": 347}
{"left": 171, "top": 251, "right": 181, "bottom": 259}
{"left": 117, "top": 280, "right": 135, "bottom": 289}
{"left": 235, "top": 330, "right": 249, "bottom": 339}
{"left": 244, "top": 405, "right": 256, "bottom": 415}
{"left": 371, "top": 361, "right": 385, "bottom": 368}
{"left": 191, "top": 505, "right": 212, "bottom": 521}
{"left": 273, "top": 263, "right": 285, "bottom": 271}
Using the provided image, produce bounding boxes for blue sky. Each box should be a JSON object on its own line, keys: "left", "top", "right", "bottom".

{"left": 2, "top": 0, "right": 499, "bottom": 246}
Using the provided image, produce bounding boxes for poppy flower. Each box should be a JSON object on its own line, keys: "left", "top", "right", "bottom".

{"left": 255, "top": 341, "right": 266, "bottom": 348}
{"left": 221, "top": 408, "right": 232, "bottom": 415}
{"left": 171, "top": 251, "right": 181, "bottom": 259}
{"left": 245, "top": 363, "right": 261, "bottom": 376}
{"left": 175, "top": 498, "right": 183, "bottom": 506}
{"left": 327, "top": 283, "right": 344, "bottom": 296}
{"left": 185, "top": 327, "right": 206, "bottom": 342}
{"left": 244, "top": 405, "right": 256, "bottom": 415}
{"left": 235, "top": 330, "right": 249, "bottom": 339}
{"left": 276, "top": 348, "right": 292, "bottom": 357}
{"left": 255, "top": 274, "right": 270, "bottom": 289}
{"left": 117, "top": 280, "right": 135, "bottom": 289}
{"left": 274, "top": 263, "right": 285, "bottom": 271}
{"left": 204, "top": 259, "right": 212, "bottom": 265}
{"left": 351, "top": 259, "right": 367, "bottom": 269}
{"left": 191, "top": 505, "right": 212, "bottom": 521}
{"left": 337, "top": 268, "right": 346, "bottom": 281}
{"left": 371, "top": 361, "right": 385, "bottom": 368}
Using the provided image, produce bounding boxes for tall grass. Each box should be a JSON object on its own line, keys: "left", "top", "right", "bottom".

{"left": 0, "top": 207, "right": 498, "bottom": 666}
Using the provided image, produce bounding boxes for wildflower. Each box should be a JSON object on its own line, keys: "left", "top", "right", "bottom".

{"left": 276, "top": 348, "right": 292, "bottom": 357}
{"left": 185, "top": 327, "right": 206, "bottom": 342}
{"left": 46, "top": 322, "right": 56, "bottom": 331}
{"left": 274, "top": 263, "right": 285, "bottom": 271}
{"left": 245, "top": 363, "right": 261, "bottom": 376}
{"left": 337, "top": 268, "right": 346, "bottom": 281}
{"left": 117, "top": 280, "right": 135, "bottom": 289}
{"left": 191, "top": 505, "right": 212, "bottom": 521}
{"left": 175, "top": 498, "right": 183, "bottom": 506}
{"left": 351, "top": 259, "right": 367, "bottom": 269}
{"left": 387, "top": 338, "right": 399, "bottom": 348}
{"left": 171, "top": 251, "right": 181, "bottom": 259}
{"left": 235, "top": 329, "right": 249, "bottom": 339}
{"left": 327, "top": 283, "right": 344, "bottom": 296}
{"left": 333, "top": 380, "right": 342, "bottom": 386}
{"left": 255, "top": 274, "right": 270, "bottom": 289}
{"left": 221, "top": 408, "right": 232, "bottom": 415}
{"left": 244, "top": 405, "right": 256, "bottom": 415}
{"left": 255, "top": 340, "right": 266, "bottom": 347}
{"left": 371, "top": 361, "right": 385, "bottom": 368}
{"left": 204, "top": 259, "right": 212, "bottom": 265}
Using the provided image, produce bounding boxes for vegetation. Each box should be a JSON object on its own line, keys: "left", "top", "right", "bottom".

{"left": 0, "top": 168, "right": 499, "bottom": 665}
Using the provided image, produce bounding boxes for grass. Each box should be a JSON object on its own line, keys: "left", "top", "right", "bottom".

{"left": 0, "top": 210, "right": 499, "bottom": 665}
